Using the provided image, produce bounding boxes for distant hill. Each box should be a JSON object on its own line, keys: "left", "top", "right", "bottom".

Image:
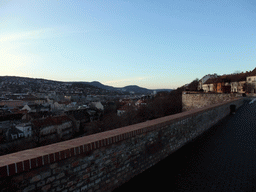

{"left": 0, "top": 76, "right": 121, "bottom": 96}
{"left": 119, "top": 85, "right": 151, "bottom": 94}
{"left": 89, "top": 81, "right": 117, "bottom": 91}
{"left": 0, "top": 76, "right": 173, "bottom": 95}
{"left": 76, "top": 81, "right": 173, "bottom": 94}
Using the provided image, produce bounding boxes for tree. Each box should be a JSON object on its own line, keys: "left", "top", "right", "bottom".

{"left": 96, "top": 112, "right": 123, "bottom": 132}
{"left": 137, "top": 105, "right": 154, "bottom": 121}
{"left": 31, "top": 121, "right": 43, "bottom": 147}
{"left": 233, "top": 70, "right": 241, "bottom": 74}
{"left": 187, "top": 78, "right": 199, "bottom": 91}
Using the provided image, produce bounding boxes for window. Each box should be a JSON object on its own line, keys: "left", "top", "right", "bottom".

{"left": 11, "top": 134, "right": 18, "bottom": 139}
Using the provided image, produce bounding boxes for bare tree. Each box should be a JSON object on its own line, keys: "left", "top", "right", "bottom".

{"left": 233, "top": 70, "right": 241, "bottom": 74}
{"left": 31, "top": 122, "right": 42, "bottom": 146}
{"left": 187, "top": 78, "right": 199, "bottom": 91}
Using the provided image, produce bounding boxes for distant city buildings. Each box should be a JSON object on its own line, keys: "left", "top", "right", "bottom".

{"left": 0, "top": 76, "right": 154, "bottom": 145}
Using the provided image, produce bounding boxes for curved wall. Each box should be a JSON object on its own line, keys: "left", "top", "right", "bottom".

{"left": 0, "top": 98, "right": 244, "bottom": 192}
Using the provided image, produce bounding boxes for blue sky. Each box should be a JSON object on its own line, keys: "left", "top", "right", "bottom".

{"left": 0, "top": 0, "right": 255, "bottom": 89}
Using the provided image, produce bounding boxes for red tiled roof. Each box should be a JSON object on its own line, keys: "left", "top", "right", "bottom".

{"left": 27, "top": 112, "right": 51, "bottom": 119}
{"left": 58, "top": 101, "right": 71, "bottom": 105}
{"left": 228, "top": 72, "right": 250, "bottom": 82}
{"left": 249, "top": 67, "right": 256, "bottom": 76}
{"left": 204, "top": 71, "right": 252, "bottom": 84}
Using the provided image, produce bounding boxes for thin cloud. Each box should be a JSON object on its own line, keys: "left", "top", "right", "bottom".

{"left": 0, "top": 27, "right": 89, "bottom": 43}
{"left": 0, "top": 28, "right": 56, "bottom": 42}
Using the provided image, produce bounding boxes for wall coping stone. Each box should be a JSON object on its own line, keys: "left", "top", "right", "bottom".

{"left": 0, "top": 98, "right": 243, "bottom": 178}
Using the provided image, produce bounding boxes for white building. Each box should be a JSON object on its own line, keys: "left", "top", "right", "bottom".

{"left": 90, "top": 102, "right": 104, "bottom": 111}
{"left": 198, "top": 74, "right": 218, "bottom": 90}
{"left": 16, "top": 123, "right": 32, "bottom": 138}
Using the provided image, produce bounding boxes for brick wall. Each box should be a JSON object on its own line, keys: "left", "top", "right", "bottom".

{"left": 182, "top": 92, "right": 242, "bottom": 111}
{"left": 0, "top": 98, "right": 244, "bottom": 192}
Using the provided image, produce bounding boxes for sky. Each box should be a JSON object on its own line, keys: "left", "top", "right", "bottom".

{"left": 0, "top": 0, "right": 255, "bottom": 89}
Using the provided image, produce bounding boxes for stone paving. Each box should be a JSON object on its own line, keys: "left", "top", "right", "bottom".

{"left": 114, "top": 98, "right": 256, "bottom": 191}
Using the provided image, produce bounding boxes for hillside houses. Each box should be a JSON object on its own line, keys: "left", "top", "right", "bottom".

{"left": 201, "top": 68, "right": 256, "bottom": 94}
{"left": 135, "top": 99, "right": 147, "bottom": 107}
{"left": 117, "top": 97, "right": 149, "bottom": 116}
{"left": 0, "top": 93, "right": 106, "bottom": 144}
{"left": 65, "top": 109, "right": 91, "bottom": 133}
{"left": 0, "top": 76, "right": 160, "bottom": 151}
{"left": 117, "top": 105, "right": 130, "bottom": 116}
{"left": 31, "top": 115, "right": 73, "bottom": 140}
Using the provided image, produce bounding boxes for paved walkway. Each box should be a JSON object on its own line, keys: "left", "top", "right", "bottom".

{"left": 114, "top": 99, "right": 256, "bottom": 191}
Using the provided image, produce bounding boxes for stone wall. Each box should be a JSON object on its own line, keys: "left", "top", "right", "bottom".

{"left": 182, "top": 92, "right": 242, "bottom": 111}
{"left": 0, "top": 98, "right": 244, "bottom": 192}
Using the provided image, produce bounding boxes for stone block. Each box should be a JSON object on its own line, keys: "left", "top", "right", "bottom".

{"left": 46, "top": 176, "right": 55, "bottom": 184}
{"left": 72, "top": 161, "right": 79, "bottom": 168}
{"left": 41, "top": 172, "right": 51, "bottom": 180}
{"left": 56, "top": 185, "right": 65, "bottom": 191}
{"left": 30, "top": 175, "right": 41, "bottom": 183}
{"left": 37, "top": 180, "right": 45, "bottom": 187}
{"left": 81, "top": 163, "right": 88, "bottom": 170}
{"left": 66, "top": 181, "right": 73, "bottom": 188}
{"left": 95, "top": 178, "right": 101, "bottom": 184}
{"left": 56, "top": 172, "right": 65, "bottom": 179}
{"left": 83, "top": 173, "right": 90, "bottom": 180}
{"left": 88, "top": 182, "right": 95, "bottom": 188}
{"left": 97, "top": 172, "right": 103, "bottom": 177}
{"left": 90, "top": 175, "right": 97, "bottom": 181}
{"left": 61, "top": 177, "right": 68, "bottom": 183}
{"left": 52, "top": 180, "right": 60, "bottom": 188}
{"left": 52, "top": 167, "right": 61, "bottom": 174}
{"left": 76, "top": 181, "right": 85, "bottom": 188}
{"left": 81, "top": 185, "right": 88, "bottom": 191}
{"left": 69, "top": 185, "right": 76, "bottom": 191}
{"left": 88, "top": 155, "right": 94, "bottom": 161}
{"left": 74, "top": 166, "right": 81, "bottom": 172}
{"left": 50, "top": 163, "right": 58, "bottom": 169}
{"left": 23, "top": 185, "right": 35, "bottom": 192}
{"left": 106, "top": 179, "right": 110, "bottom": 183}
{"left": 41, "top": 184, "right": 51, "bottom": 192}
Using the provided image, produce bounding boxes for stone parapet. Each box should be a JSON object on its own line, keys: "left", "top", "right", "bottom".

{"left": 182, "top": 92, "right": 242, "bottom": 111}
{"left": 0, "top": 98, "right": 244, "bottom": 192}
